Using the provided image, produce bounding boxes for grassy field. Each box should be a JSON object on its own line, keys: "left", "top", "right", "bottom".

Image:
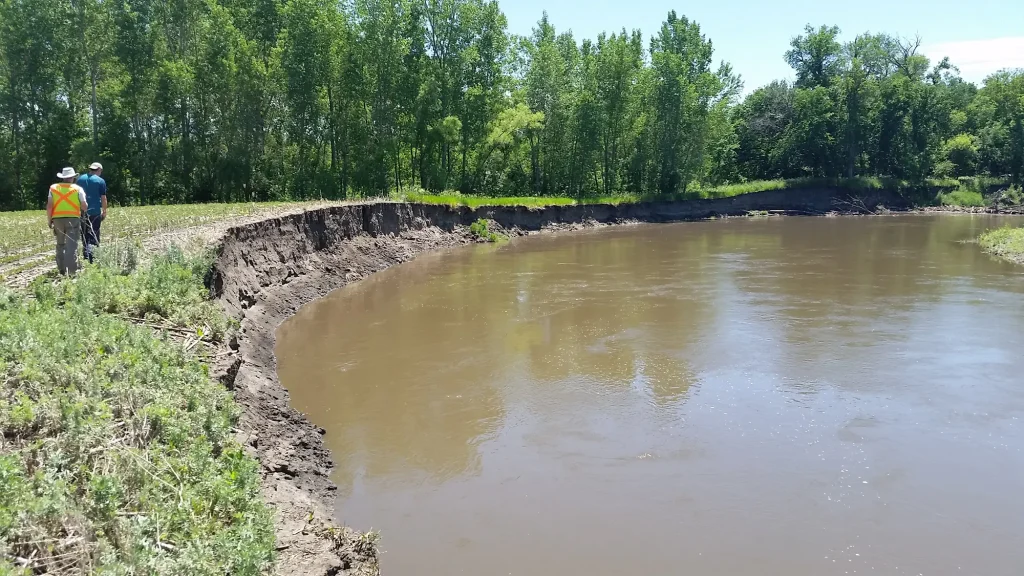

{"left": 1, "top": 250, "right": 273, "bottom": 574}
{"left": 979, "top": 226, "right": 1024, "bottom": 264}
{"left": 0, "top": 201, "right": 343, "bottom": 267}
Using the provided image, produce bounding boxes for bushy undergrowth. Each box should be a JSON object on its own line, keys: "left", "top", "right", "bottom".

{"left": 468, "top": 219, "right": 506, "bottom": 242}
{"left": 0, "top": 254, "right": 273, "bottom": 574}
{"left": 937, "top": 188, "right": 987, "bottom": 207}
{"left": 29, "top": 246, "right": 231, "bottom": 342}
{"left": 979, "top": 226, "right": 1024, "bottom": 263}
{"left": 993, "top": 184, "right": 1024, "bottom": 208}
{"left": 934, "top": 177, "right": 1015, "bottom": 207}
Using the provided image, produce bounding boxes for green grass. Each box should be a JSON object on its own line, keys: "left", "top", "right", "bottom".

{"left": 402, "top": 191, "right": 577, "bottom": 208}
{"left": 695, "top": 177, "right": 875, "bottom": 199}
{"left": 0, "top": 201, "right": 334, "bottom": 266}
{"left": 696, "top": 179, "right": 796, "bottom": 198}
{"left": 0, "top": 250, "right": 273, "bottom": 574}
{"left": 979, "top": 226, "right": 1024, "bottom": 264}
{"left": 695, "top": 176, "right": 965, "bottom": 199}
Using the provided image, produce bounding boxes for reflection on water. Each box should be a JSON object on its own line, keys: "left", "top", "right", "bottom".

{"left": 277, "top": 215, "right": 1024, "bottom": 576}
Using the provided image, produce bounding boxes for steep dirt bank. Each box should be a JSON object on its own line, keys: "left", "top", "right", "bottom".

{"left": 208, "top": 187, "right": 906, "bottom": 575}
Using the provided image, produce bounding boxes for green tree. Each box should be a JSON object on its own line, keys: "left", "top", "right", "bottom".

{"left": 973, "top": 70, "right": 1024, "bottom": 183}
{"left": 279, "top": 0, "right": 334, "bottom": 196}
{"left": 357, "top": 0, "right": 411, "bottom": 194}
{"left": 1, "top": 5, "right": 1018, "bottom": 209}
{"left": 524, "top": 13, "right": 571, "bottom": 194}
{"left": 0, "top": 0, "right": 82, "bottom": 209}
{"left": 735, "top": 81, "right": 797, "bottom": 179}
{"left": 785, "top": 24, "right": 844, "bottom": 88}
{"left": 783, "top": 86, "right": 843, "bottom": 177}
{"left": 594, "top": 30, "right": 644, "bottom": 194}
{"left": 936, "top": 133, "right": 980, "bottom": 177}
{"left": 649, "top": 11, "right": 722, "bottom": 194}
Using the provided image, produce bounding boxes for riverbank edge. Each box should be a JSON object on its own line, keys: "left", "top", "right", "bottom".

{"left": 978, "top": 226, "right": 1024, "bottom": 264}
{"left": 207, "top": 187, "right": 933, "bottom": 574}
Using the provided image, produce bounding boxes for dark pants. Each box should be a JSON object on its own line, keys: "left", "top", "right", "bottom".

{"left": 82, "top": 214, "right": 103, "bottom": 263}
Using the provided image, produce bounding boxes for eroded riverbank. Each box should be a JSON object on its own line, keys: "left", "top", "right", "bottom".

{"left": 208, "top": 187, "right": 983, "bottom": 575}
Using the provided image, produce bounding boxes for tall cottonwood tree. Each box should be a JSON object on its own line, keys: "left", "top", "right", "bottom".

{"left": 0, "top": 6, "right": 1020, "bottom": 210}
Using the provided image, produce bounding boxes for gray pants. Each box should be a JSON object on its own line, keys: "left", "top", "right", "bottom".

{"left": 53, "top": 217, "right": 81, "bottom": 275}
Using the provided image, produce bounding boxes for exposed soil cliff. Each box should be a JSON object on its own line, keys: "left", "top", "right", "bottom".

{"left": 209, "top": 188, "right": 907, "bottom": 575}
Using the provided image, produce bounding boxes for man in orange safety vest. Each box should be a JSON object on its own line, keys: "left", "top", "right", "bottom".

{"left": 46, "top": 167, "right": 89, "bottom": 275}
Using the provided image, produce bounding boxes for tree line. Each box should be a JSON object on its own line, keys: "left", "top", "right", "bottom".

{"left": 0, "top": 0, "right": 1021, "bottom": 210}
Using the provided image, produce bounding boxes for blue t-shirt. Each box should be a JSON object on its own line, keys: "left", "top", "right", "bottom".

{"left": 76, "top": 174, "right": 107, "bottom": 216}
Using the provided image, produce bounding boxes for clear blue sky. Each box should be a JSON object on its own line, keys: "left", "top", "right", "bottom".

{"left": 501, "top": 0, "right": 1024, "bottom": 93}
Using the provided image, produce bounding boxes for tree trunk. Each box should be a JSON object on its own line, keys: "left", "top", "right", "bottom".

{"left": 410, "top": 144, "right": 416, "bottom": 189}
{"left": 461, "top": 132, "right": 468, "bottom": 192}
{"left": 327, "top": 84, "right": 338, "bottom": 177}
{"left": 11, "top": 92, "right": 21, "bottom": 205}
{"left": 602, "top": 132, "right": 610, "bottom": 196}
{"left": 394, "top": 148, "right": 401, "bottom": 194}
{"left": 90, "top": 62, "right": 99, "bottom": 148}
{"left": 531, "top": 136, "right": 540, "bottom": 194}
{"left": 568, "top": 133, "right": 579, "bottom": 198}
{"left": 7, "top": 67, "right": 20, "bottom": 201}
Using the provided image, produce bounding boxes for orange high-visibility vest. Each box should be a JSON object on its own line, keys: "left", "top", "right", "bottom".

{"left": 50, "top": 183, "right": 82, "bottom": 218}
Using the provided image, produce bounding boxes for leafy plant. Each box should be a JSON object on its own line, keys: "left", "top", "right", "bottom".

{"left": 29, "top": 247, "right": 231, "bottom": 341}
{"left": 468, "top": 219, "right": 506, "bottom": 243}
{"left": 937, "top": 188, "right": 986, "bottom": 207}
{"left": 0, "top": 275, "right": 273, "bottom": 573}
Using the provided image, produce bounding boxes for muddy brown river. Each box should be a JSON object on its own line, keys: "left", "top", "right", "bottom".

{"left": 277, "top": 215, "right": 1024, "bottom": 575}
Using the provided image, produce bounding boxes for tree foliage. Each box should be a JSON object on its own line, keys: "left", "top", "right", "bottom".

{"left": 0, "top": 5, "right": 1022, "bottom": 210}
{"left": 738, "top": 25, "right": 1023, "bottom": 185}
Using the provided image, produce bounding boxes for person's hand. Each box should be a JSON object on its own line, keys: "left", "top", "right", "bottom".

{"left": 101, "top": 210, "right": 107, "bottom": 220}
{"left": 48, "top": 220, "right": 53, "bottom": 229}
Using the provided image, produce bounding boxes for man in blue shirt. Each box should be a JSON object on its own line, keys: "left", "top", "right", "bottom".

{"left": 77, "top": 162, "right": 108, "bottom": 263}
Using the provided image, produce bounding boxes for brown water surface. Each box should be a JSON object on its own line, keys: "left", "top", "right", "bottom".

{"left": 277, "top": 215, "right": 1024, "bottom": 575}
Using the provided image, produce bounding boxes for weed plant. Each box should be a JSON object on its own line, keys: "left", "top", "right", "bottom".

{"left": 468, "top": 219, "right": 506, "bottom": 242}
{"left": 29, "top": 248, "right": 230, "bottom": 342}
{"left": 937, "top": 188, "right": 986, "bottom": 207}
{"left": 0, "top": 252, "right": 272, "bottom": 574}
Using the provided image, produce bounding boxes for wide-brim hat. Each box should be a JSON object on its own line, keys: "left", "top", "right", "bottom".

{"left": 57, "top": 167, "right": 77, "bottom": 179}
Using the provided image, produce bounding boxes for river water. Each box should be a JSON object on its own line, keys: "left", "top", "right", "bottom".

{"left": 276, "top": 215, "right": 1024, "bottom": 576}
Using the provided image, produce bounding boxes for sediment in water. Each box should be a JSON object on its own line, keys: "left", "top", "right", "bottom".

{"left": 208, "top": 187, "right": 907, "bottom": 575}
